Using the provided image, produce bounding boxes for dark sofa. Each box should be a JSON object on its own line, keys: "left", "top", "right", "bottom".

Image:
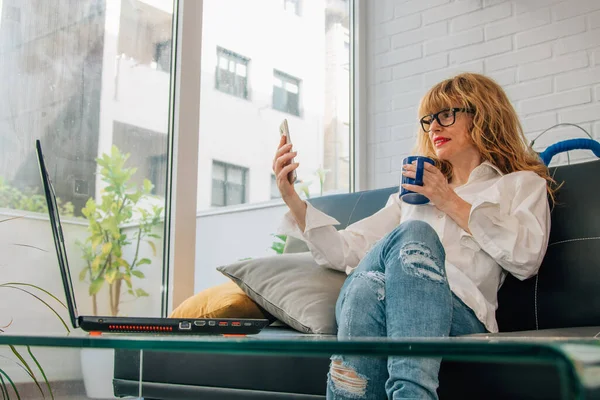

{"left": 114, "top": 158, "right": 600, "bottom": 399}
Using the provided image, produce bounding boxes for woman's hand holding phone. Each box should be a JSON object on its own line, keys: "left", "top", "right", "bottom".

{"left": 273, "top": 134, "right": 299, "bottom": 200}
{"left": 273, "top": 123, "right": 307, "bottom": 231}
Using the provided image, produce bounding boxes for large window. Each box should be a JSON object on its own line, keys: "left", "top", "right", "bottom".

{"left": 273, "top": 70, "right": 301, "bottom": 116}
{"left": 0, "top": 0, "right": 353, "bottom": 358}
{"left": 0, "top": 2, "right": 179, "bottom": 391}
{"left": 0, "top": 0, "right": 174, "bottom": 331}
{"left": 215, "top": 47, "right": 250, "bottom": 99}
{"left": 211, "top": 161, "right": 248, "bottom": 207}
{"left": 193, "top": 1, "right": 352, "bottom": 294}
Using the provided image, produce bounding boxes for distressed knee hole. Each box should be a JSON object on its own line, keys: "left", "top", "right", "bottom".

{"left": 399, "top": 241, "right": 445, "bottom": 283}
{"left": 354, "top": 271, "right": 385, "bottom": 301}
{"left": 329, "top": 359, "right": 367, "bottom": 397}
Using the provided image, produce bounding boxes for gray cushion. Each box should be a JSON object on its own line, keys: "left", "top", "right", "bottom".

{"left": 217, "top": 252, "right": 346, "bottom": 334}
{"left": 283, "top": 236, "right": 310, "bottom": 254}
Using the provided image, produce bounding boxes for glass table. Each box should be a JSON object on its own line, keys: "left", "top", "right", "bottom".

{"left": 0, "top": 330, "right": 598, "bottom": 399}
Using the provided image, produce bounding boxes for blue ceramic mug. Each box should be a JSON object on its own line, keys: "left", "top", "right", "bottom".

{"left": 400, "top": 156, "right": 435, "bottom": 205}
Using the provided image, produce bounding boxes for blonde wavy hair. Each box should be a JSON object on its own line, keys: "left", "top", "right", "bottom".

{"left": 414, "top": 72, "right": 557, "bottom": 202}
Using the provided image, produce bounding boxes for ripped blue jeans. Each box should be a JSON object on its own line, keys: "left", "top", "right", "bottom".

{"left": 327, "top": 220, "right": 486, "bottom": 400}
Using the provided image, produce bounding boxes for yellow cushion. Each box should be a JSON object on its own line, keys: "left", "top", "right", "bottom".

{"left": 169, "top": 280, "right": 268, "bottom": 319}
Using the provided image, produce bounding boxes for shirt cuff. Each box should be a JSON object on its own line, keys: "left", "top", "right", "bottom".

{"left": 467, "top": 198, "right": 506, "bottom": 261}
{"left": 277, "top": 201, "right": 341, "bottom": 240}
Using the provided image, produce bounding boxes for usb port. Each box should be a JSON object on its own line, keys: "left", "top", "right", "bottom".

{"left": 218, "top": 321, "right": 228, "bottom": 327}
{"left": 243, "top": 322, "right": 252, "bottom": 327}
{"left": 179, "top": 321, "right": 192, "bottom": 330}
{"left": 232, "top": 321, "right": 241, "bottom": 326}
{"left": 208, "top": 321, "right": 216, "bottom": 326}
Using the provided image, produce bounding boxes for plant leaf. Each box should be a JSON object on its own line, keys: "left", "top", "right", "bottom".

{"left": 0, "top": 372, "right": 8, "bottom": 400}
{"left": 272, "top": 234, "right": 287, "bottom": 242}
{"left": 26, "top": 346, "right": 53, "bottom": 400}
{"left": 105, "top": 270, "right": 118, "bottom": 285}
{"left": 89, "top": 277, "right": 105, "bottom": 295}
{"left": 9, "top": 346, "right": 44, "bottom": 397}
{"left": 136, "top": 258, "right": 152, "bottom": 266}
{"left": 101, "top": 242, "right": 112, "bottom": 255}
{"left": 271, "top": 242, "right": 285, "bottom": 254}
{"left": 0, "top": 285, "right": 70, "bottom": 332}
{"left": 135, "top": 288, "right": 149, "bottom": 297}
{"left": 1, "top": 283, "right": 67, "bottom": 309}
{"left": 131, "top": 271, "right": 145, "bottom": 279}
{"left": 0, "top": 367, "right": 20, "bottom": 400}
{"left": 146, "top": 241, "right": 157, "bottom": 256}
{"left": 79, "top": 268, "right": 88, "bottom": 282}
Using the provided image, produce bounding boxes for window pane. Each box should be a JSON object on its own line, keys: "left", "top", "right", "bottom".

{"left": 273, "top": 86, "right": 286, "bottom": 111}
{"left": 211, "top": 179, "right": 225, "bottom": 206}
{"left": 225, "top": 182, "right": 245, "bottom": 205}
{"left": 212, "top": 162, "right": 226, "bottom": 181}
{"left": 227, "top": 167, "right": 244, "bottom": 185}
{"left": 219, "top": 56, "right": 229, "bottom": 70}
{"left": 285, "top": 81, "right": 299, "bottom": 94}
{"left": 237, "top": 63, "right": 247, "bottom": 77}
{"left": 0, "top": 0, "right": 175, "bottom": 333}
{"left": 195, "top": 1, "right": 351, "bottom": 293}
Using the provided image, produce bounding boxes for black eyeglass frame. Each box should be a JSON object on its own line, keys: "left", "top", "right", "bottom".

{"left": 419, "top": 108, "right": 476, "bottom": 132}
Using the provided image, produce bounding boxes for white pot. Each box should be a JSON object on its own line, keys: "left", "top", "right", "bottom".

{"left": 80, "top": 348, "right": 117, "bottom": 399}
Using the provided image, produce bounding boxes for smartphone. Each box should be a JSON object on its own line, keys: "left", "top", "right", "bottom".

{"left": 279, "top": 119, "right": 297, "bottom": 184}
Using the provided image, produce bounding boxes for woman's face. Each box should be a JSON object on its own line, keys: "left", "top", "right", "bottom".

{"left": 422, "top": 107, "right": 479, "bottom": 163}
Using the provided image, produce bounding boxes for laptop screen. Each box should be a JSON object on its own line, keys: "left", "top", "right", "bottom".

{"left": 36, "top": 140, "right": 80, "bottom": 329}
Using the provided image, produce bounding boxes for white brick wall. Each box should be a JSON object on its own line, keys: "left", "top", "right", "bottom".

{"left": 366, "top": 0, "right": 600, "bottom": 189}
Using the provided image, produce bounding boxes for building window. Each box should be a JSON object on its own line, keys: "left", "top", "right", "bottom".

{"left": 271, "top": 174, "right": 281, "bottom": 199}
{"left": 212, "top": 161, "right": 248, "bottom": 207}
{"left": 215, "top": 47, "right": 249, "bottom": 99}
{"left": 149, "top": 154, "right": 168, "bottom": 196}
{"left": 273, "top": 70, "right": 301, "bottom": 116}
{"left": 283, "top": 0, "right": 301, "bottom": 16}
{"left": 154, "top": 40, "right": 171, "bottom": 72}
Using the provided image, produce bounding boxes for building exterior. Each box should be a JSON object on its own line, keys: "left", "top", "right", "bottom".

{"left": 0, "top": 0, "right": 350, "bottom": 215}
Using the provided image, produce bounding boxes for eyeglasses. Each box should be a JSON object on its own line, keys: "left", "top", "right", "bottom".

{"left": 419, "top": 108, "right": 475, "bottom": 132}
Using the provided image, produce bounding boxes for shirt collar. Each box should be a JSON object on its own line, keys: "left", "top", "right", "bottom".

{"left": 467, "top": 161, "right": 504, "bottom": 184}
{"left": 479, "top": 161, "right": 504, "bottom": 176}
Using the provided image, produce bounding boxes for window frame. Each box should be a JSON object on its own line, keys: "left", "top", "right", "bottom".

{"left": 162, "top": 0, "right": 203, "bottom": 314}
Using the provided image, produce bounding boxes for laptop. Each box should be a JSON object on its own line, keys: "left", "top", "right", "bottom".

{"left": 35, "top": 140, "right": 270, "bottom": 335}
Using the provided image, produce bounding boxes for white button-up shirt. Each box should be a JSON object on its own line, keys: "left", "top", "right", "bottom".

{"left": 279, "top": 162, "right": 551, "bottom": 333}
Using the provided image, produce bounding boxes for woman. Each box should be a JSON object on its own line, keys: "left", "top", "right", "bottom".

{"left": 272, "top": 73, "right": 555, "bottom": 400}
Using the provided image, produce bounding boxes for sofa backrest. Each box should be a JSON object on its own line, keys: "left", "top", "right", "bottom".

{"left": 307, "top": 187, "right": 399, "bottom": 229}
{"left": 283, "top": 187, "right": 398, "bottom": 253}
{"left": 497, "top": 158, "right": 600, "bottom": 331}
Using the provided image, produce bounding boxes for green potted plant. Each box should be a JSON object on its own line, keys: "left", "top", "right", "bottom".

{"left": 76, "top": 146, "right": 164, "bottom": 398}
{"left": 77, "top": 146, "right": 163, "bottom": 317}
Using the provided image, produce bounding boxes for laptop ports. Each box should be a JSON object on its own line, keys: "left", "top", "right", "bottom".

{"left": 179, "top": 321, "right": 192, "bottom": 330}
